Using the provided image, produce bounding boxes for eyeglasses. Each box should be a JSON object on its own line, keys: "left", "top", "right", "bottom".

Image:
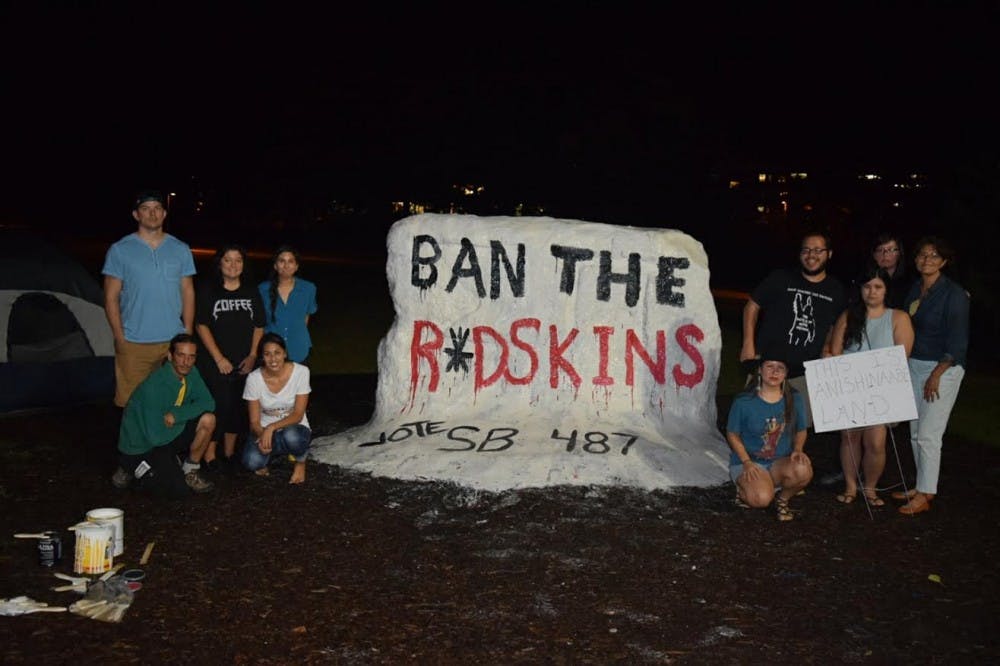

{"left": 800, "top": 247, "right": 829, "bottom": 256}
{"left": 916, "top": 252, "right": 942, "bottom": 261}
{"left": 875, "top": 247, "right": 900, "bottom": 255}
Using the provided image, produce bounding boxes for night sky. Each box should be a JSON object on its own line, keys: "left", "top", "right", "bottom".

{"left": 2, "top": 4, "right": 997, "bottom": 232}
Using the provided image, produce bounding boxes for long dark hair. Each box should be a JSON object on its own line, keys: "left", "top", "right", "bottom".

{"left": 267, "top": 245, "right": 301, "bottom": 323}
{"left": 214, "top": 243, "right": 248, "bottom": 288}
{"left": 844, "top": 266, "right": 892, "bottom": 350}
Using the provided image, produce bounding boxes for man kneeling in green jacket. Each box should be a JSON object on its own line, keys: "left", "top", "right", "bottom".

{"left": 117, "top": 333, "right": 217, "bottom": 498}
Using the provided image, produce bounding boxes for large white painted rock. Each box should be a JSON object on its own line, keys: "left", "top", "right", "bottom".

{"left": 312, "top": 214, "right": 729, "bottom": 490}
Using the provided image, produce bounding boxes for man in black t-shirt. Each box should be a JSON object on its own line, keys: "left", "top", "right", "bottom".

{"left": 740, "top": 232, "right": 847, "bottom": 428}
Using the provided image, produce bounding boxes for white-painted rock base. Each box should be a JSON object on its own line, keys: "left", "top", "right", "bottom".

{"left": 312, "top": 214, "right": 729, "bottom": 491}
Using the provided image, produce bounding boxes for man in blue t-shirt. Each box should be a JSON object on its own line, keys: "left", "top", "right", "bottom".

{"left": 103, "top": 190, "right": 197, "bottom": 408}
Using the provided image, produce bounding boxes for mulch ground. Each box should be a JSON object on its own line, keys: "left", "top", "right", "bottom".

{"left": 1, "top": 374, "right": 998, "bottom": 664}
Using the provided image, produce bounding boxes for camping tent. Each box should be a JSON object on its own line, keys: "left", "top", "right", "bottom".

{"left": 0, "top": 229, "right": 114, "bottom": 413}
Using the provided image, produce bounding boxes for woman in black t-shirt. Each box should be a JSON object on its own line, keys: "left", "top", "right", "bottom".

{"left": 195, "top": 244, "right": 266, "bottom": 473}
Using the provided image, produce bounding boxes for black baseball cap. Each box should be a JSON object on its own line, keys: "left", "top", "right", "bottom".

{"left": 133, "top": 190, "right": 166, "bottom": 209}
{"left": 742, "top": 347, "right": 790, "bottom": 375}
{"left": 758, "top": 347, "right": 790, "bottom": 368}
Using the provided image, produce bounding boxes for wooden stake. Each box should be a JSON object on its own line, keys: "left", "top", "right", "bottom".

{"left": 139, "top": 541, "right": 155, "bottom": 565}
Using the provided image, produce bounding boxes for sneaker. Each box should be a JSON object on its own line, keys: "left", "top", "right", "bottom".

{"left": 184, "top": 469, "right": 215, "bottom": 493}
{"left": 111, "top": 466, "right": 131, "bottom": 489}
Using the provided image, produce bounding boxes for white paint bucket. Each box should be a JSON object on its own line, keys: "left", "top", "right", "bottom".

{"left": 73, "top": 522, "right": 113, "bottom": 574}
{"left": 87, "top": 507, "right": 124, "bottom": 556}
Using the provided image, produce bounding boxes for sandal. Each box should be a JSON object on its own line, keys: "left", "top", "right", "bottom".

{"left": 734, "top": 493, "right": 750, "bottom": 509}
{"left": 891, "top": 488, "right": 918, "bottom": 501}
{"left": 835, "top": 491, "right": 857, "bottom": 504}
{"left": 775, "top": 496, "right": 794, "bottom": 522}
{"left": 862, "top": 489, "right": 885, "bottom": 507}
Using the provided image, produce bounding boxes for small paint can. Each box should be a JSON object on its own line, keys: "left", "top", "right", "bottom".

{"left": 37, "top": 531, "right": 62, "bottom": 567}
{"left": 73, "top": 522, "right": 113, "bottom": 574}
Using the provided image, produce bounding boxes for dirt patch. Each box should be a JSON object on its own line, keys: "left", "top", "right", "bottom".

{"left": 2, "top": 375, "right": 998, "bottom": 663}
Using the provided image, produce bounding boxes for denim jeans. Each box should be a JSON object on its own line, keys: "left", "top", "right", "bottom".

{"left": 242, "top": 424, "right": 312, "bottom": 471}
{"left": 908, "top": 359, "right": 964, "bottom": 495}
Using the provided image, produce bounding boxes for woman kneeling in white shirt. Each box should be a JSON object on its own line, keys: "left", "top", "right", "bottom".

{"left": 242, "top": 332, "right": 312, "bottom": 484}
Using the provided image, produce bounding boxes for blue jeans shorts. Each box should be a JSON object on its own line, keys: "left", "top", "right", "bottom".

{"left": 729, "top": 458, "right": 775, "bottom": 483}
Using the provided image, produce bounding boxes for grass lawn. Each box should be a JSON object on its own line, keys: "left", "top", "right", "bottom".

{"left": 948, "top": 372, "right": 998, "bottom": 443}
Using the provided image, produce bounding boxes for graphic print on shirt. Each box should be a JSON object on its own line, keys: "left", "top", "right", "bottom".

{"left": 212, "top": 298, "right": 256, "bottom": 321}
{"left": 758, "top": 416, "right": 783, "bottom": 459}
{"left": 262, "top": 406, "right": 292, "bottom": 420}
{"left": 787, "top": 291, "right": 816, "bottom": 347}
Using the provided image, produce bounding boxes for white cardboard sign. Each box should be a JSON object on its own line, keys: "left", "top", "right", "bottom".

{"left": 804, "top": 345, "right": 918, "bottom": 433}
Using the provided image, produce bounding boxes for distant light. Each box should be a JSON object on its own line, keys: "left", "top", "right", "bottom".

{"left": 757, "top": 173, "right": 767, "bottom": 183}
{"left": 729, "top": 180, "right": 740, "bottom": 189}
{"left": 892, "top": 202, "right": 901, "bottom": 207}
{"left": 454, "top": 183, "right": 486, "bottom": 196}
{"left": 790, "top": 172, "right": 808, "bottom": 180}
{"left": 860, "top": 173, "right": 881, "bottom": 181}
{"left": 756, "top": 204, "right": 765, "bottom": 213}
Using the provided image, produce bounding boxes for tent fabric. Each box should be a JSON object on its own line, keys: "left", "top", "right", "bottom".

{"left": 1, "top": 229, "right": 114, "bottom": 412}
{"left": 0, "top": 230, "right": 104, "bottom": 304}
{"left": 0, "top": 290, "right": 114, "bottom": 363}
{"left": 0, "top": 357, "right": 114, "bottom": 413}
{"left": 7, "top": 292, "right": 85, "bottom": 347}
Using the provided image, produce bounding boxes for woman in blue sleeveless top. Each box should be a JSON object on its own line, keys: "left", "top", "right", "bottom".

{"left": 829, "top": 265, "right": 914, "bottom": 507}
